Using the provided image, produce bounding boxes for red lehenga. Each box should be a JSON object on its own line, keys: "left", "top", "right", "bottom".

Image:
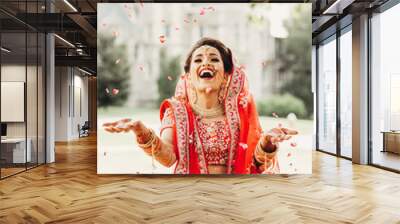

{"left": 159, "top": 66, "right": 279, "bottom": 174}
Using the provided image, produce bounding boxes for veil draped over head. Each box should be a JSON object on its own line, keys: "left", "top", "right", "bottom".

{"left": 160, "top": 64, "right": 279, "bottom": 174}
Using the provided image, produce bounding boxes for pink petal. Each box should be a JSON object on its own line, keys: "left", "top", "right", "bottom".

{"left": 139, "top": 66, "right": 144, "bottom": 71}
{"left": 159, "top": 35, "right": 166, "bottom": 44}
{"left": 200, "top": 9, "right": 205, "bottom": 15}
{"left": 184, "top": 19, "right": 190, "bottom": 23}
{"left": 175, "top": 27, "right": 179, "bottom": 31}
{"left": 287, "top": 152, "right": 291, "bottom": 157}
{"left": 207, "top": 6, "right": 215, "bottom": 11}
{"left": 115, "top": 59, "right": 120, "bottom": 64}
{"left": 205, "top": 87, "right": 212, "bottom": 94}
{"left": 290, "top": 142, "right": 297, "bottom": 147}
{"left": 239, "top": 143, "right": 248, "bottom": 149}
{"left": 272, "top": 112, "right": 279, "bottom": 118}
{"left": 112, "top": 88, "right": 119, "bottom": 95}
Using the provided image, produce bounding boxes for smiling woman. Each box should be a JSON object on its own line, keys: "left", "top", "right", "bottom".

{"left": 103, "top": 37, "right": 297, "bottom": 174}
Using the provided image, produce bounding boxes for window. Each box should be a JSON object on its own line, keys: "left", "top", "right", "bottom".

{"left": 339, "top": 28, "right": 352, "bottom": 158}
{"left": 317, "top": 36, "right": 337, "bottom": 154}
{"left": 371, "top": 3, "right": 400, "bottom": 171}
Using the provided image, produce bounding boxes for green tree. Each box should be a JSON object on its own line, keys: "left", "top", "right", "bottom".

{"left": 277, "top": 5, "right": 313, "bottom": 118}
{"left": 97, "top": 34, "right": 130, "bottom": 108}
{"left": 157, "top": 49, "right": 181, "bottom": 104}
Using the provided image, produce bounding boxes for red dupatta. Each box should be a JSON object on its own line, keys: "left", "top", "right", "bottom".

{"left": 160, "top": 66, "right": 279, "bottom": 174}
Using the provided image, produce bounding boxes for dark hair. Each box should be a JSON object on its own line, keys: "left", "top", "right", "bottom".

{"left": 184, "top": 37, "right": 234, "bottom": 74}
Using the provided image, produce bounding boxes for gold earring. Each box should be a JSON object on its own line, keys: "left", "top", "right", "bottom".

{"left": 188, "top": 78, "right": 198, "bottom": 104}
{"left": 218, "top": 78, "right": 227, "bottom": 104}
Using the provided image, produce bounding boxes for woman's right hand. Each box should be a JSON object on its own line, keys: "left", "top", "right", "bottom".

{"left": 103, "top": 119, "right": 151, "bottom": 143}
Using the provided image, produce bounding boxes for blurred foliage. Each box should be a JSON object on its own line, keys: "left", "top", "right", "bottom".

{"left": 97, "top": 35, "right": 131, "bottom": 108}
{"left": 157, "top": 49, "right": 181, "bottom": 104}
{"left": 257, "top": 94, "right": 307, "bottom": 119}
{"left": 277, "top": 5, "right": 313, "bottom": 117}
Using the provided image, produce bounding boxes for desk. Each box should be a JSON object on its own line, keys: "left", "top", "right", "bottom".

{"left": 1, "top": 138, "right": 31, "bottom": 163}
{"left": 381, "top": 131, "right": 400, "bottom": 154}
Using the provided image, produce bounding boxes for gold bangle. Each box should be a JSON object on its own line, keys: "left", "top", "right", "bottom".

{"left": 137, "top": 129, "right": 155, "bottom": 149}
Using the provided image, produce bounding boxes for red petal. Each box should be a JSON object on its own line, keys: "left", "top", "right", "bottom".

{"left": 112, "top": 88, "right": 119, "bottom": 95}
{"left": 290, "top": 142, "right": 297, "bottom": 147}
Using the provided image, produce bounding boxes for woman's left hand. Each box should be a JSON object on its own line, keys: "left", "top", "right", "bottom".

{"left": 260, "top": 127, "right": 298, "bottom": 152}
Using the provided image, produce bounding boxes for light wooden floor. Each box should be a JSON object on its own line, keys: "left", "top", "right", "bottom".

{"left": 0, "top": 135, "right": 400, "bottom": 224}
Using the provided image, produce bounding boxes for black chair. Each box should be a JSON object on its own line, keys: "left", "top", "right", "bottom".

{"left": 79, "top": 121, "right": 90, "bottom": 138}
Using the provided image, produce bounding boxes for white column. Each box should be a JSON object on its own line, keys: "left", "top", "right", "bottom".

{"left": 46, "top": 33, "right": 55, "bottom": 163}
{"left": 352, "top": 14, "right": 369, "bottom": 164}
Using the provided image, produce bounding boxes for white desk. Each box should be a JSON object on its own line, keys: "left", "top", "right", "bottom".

{"left": 1, "top": 138, "right": 31, "bottom": 163}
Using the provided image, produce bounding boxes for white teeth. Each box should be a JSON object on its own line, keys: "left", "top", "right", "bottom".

{"left": 200, "top": 69, "right": 213, "bottom": 76}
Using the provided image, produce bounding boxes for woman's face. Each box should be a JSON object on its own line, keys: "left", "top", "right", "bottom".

{"left": 188, "top": 45, "right": 225, "bottom": 92}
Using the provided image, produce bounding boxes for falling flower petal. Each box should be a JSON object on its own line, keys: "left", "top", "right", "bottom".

{"left": 112, "top": 88, "right": 119, "bottom": 95}
{"left": 205, "top": 87, "right": 212, "bottom": 94}
{"left": 105, "top": 88, "right": 110, "bottom": 94}
{"left": 207, "top": 6, "right": 215, "bottom": 11}
{"left": 159, "top": 35, "right": 166, "bottom": 44}
{"left": 184, "top": 19, "right": 190, "bottom": 23}
{"left": 167, "top": 76, "right": 173, "bottom": 81}
{"left": 272, "top": 112, "right": 279, "bottom": 118}
{"left": 139, "top": 66, "right": 144, "bottom": 71}
{"left": 278, "top": 123, "right": 282, "bottom": 128}
{"left": 287, "top": 152, "right": 291, "bottom": 157}
{"left": 175, "top": 27, "right": 179, "bottom": 31}
{"left": 115, "top": 59, "right": 120, "bottom": 64}
{"left": 200, "top": 9, "right": 205, "bottom": 15}
{"left": 239, "top": 143, "right": 248, "bottom": 149}
{"left": 290, "top": 142, "right": 297, "bottom": 147}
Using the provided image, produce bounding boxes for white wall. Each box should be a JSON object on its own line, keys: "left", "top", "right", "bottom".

{"left": 55, "top": 67, "right": 89, "bottom": 141}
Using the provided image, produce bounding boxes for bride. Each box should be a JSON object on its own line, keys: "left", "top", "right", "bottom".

{"left": 103, "top": 37, "right": 297, "bottom": 174}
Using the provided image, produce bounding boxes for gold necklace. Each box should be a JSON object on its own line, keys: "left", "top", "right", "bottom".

{"left": 191, "top": 103, "right": 225, "bottom": 119}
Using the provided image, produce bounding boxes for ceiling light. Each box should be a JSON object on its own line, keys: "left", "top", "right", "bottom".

{"left": 323, "top": 0, "right": 355, "bottom": 15}
{"left": 54, "top": 34, "right": 75, "bottom": 48}
{"left": 78, "top": 67, "right": 92, "bottom": 76}
{"left": 1, "top": 47, "right": 11, "bottom": 53}
{"left": 63, "top": 0, "right": 78, "bottom": 12}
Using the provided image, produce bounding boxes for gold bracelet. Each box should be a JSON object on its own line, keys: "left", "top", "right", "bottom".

{"left": 137, "top": 129, "right": 156, "bottom": 149}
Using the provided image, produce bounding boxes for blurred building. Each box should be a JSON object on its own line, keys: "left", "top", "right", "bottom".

{"left": 99, "top": 3, "right": 284, "bottom": 107}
